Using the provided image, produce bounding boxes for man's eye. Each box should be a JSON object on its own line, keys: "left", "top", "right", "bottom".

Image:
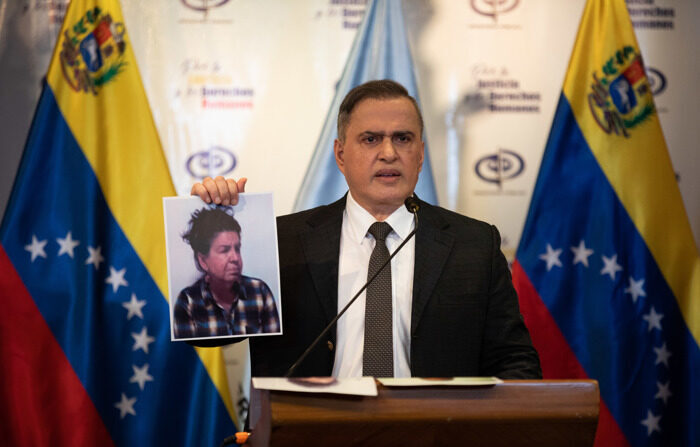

{"left": 394, "top": 135, "right": 411, "bottom": 143}
{"left": 364, "top": 136, "right": 378, "bottom": 143}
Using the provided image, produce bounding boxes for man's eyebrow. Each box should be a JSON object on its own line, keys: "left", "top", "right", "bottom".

{"left": 358, "top": 130, "right": 416, "bottom": 136}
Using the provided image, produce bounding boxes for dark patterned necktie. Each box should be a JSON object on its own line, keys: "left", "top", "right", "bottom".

{"left": 363, "top": 222, "right": 394, "bottom": 377}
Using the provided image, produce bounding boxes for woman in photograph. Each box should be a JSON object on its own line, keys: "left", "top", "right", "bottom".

{"left": 173, "top": 207, "right": 280, "bottom": 339}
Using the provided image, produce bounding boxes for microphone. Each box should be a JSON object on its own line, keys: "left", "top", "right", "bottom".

{"left": 404, "top": 195, "right": 420, "bottom": 213}
{"left": 284, "top": 196, "right": 420, "bottom": 377}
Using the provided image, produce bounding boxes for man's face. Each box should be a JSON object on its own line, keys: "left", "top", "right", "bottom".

{"left": 197, "top": 231, "right": 243, "bottom": 285}
{"left": 334, "top": 97, "right": 424, "bottom": 219}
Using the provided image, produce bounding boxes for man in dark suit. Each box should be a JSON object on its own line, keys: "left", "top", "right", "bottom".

{"left": 192, "top": 80, "right": 541, "bottom": 379}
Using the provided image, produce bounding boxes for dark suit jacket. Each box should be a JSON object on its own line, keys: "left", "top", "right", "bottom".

{"left": 249, "top": 196, "right": 541, "bottom": 379}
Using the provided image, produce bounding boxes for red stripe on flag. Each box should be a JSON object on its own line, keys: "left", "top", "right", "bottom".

{"left": 0, "top": 245, "right": 113, "bottom": 446}
{"left": 512, "top": 260, "right": 629, "bottom": 447}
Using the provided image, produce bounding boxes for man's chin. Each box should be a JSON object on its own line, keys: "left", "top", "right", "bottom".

{"left": 375, "top": 189, "right": 412, "bottom": 206}
{"left": 368, "top": 195, "right": 411, "bottom": 215}
{"left": 352, "top": 187, "right": 414, "bottom": 216}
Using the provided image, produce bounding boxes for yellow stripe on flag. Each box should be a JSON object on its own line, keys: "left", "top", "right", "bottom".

{"left": 45, "top": 0, "right": 236, "bottom": 422}
{"left": 562, "top": 0, "right": 700, "bottom": 343}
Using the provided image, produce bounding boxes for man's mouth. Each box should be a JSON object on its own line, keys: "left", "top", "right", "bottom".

{"left": 375, "top": 169, "right": 401, "bottom": 178}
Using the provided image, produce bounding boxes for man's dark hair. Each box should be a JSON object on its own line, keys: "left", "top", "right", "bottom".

{"left": 336, "top": 79, "right": 424, "bottom": 143}
{"left": 182, "top": 207, "right": 241, "bottom": 271}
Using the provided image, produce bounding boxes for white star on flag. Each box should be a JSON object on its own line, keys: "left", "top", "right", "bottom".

{"left": 106, "top": 266, "right": 128, "bottom": 293}
{"left": 122, "top": 293, "right": 146, "bottom": 320}
{"left": 642, "top": 307, "right": 663, "bottom": 332}
{"left": 655, "top": 381, "right": 672, "bottom": 405}
{"left": 24, "top": 235, "right": 47, "bottom": 262}
{"left": 654, "top": 342, "right": 672, "bottom": 368}
{"left": 56, "top": 231, "right": 80, "bottom": 258}
{"left": 131, "top": 327, "right": 155, "bottom": 354}
{"left": 129, "top": 363, "right": 154, "bottom": 391}
{"left": 624, "top": 276, "right": 646, "bottom": 303}
{"left": 539, "top": 244, "right": 562, "bottom": 271}
{"left": 570, "top": 240, "right": 594, "bottom": 267}
{"left": 600, "top": 254, "right": 623, "bottom": 280}
{"left": 114, "top": 393, "right": 137, "bottom": 419}
{"left": 640, "top": 409, "right": 661, "bottom": 436}
{"left": 85, "top": 245, "right": 104, "bottom": 270}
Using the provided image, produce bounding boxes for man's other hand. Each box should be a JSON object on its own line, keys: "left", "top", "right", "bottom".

{"left": 190, "top": 176, "right": 247, "bottom": 206}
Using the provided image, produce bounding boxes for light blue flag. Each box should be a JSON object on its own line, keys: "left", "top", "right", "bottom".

{"left": 294, "top": 0, "right": 438, "bottom": 211}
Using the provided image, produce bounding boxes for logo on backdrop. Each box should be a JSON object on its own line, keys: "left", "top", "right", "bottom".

{"left": 627, "top": 0, "right": 675, "bottom": 30}
{"left": 59, "top": 7, "right": 127, "bottom": 94}
{"left": 470, "top": 0, "right": 519, "bottom": 21}
{"left": 646, "top": 67, "right": 667, "bottom": 96}
{"left": 176, "top": 58, "right": 255, "bottom": 109}
{"left": 588, "top": 46, "right": 655, "bottom": 138}
{"left": 315, "top": 0, "right": 367, "bottom": 30}
{"left": 474, "top": 149, "right": 525, "bottom": 190}
{"left": 179, "top": 0, "right": 232, "bottom": 23}
{"left": 186, "top": 147, "right": 237, "bottom": 179}
{"left": 181, "top": 0, "right": 230, "bottom": 18}
{"left": 467, "top": 64, "right": 541, "bottom": 113}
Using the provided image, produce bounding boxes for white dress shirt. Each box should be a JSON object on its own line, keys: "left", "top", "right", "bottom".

{"left": 332, "top": 192, "right": 416, "bottom": 378}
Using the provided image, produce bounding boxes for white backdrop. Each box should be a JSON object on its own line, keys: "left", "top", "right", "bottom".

{"left": 118, "top": 0, "right": 699, "bottom": 260}
{"left": 1, "top": 0, "right": 697, "bottom": 426}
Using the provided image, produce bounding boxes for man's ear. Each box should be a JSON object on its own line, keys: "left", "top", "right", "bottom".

{"left": 334, "top": 138, "right": 345, "bottom": 174}
{"left": 418, "top": 140, "right": 425, "bottom": 173}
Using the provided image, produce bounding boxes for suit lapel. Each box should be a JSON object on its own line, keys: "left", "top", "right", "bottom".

{"left": 300, "top": 197, "right": 345, "bottom": 326}
{"left": 411, "top": 202, "right": 454, "bottom": 335}
{"left": 297, "top": 196, "right": 453, "bottom": 338}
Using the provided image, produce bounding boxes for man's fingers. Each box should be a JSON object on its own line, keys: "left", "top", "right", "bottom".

{"left": 190, "top": 181, "right": 212, "bottom": 203}
{"left": 227, "top": 177, "right": 247, "bottom": 205}
{"left": 226, "top": 178, "right": 240, "bottom": 205}
{"left": 214, "top": 176, "right": 231, "bottom": 205}
{"left": 202, "top": 176, "right": 220, "bottom": 204}
{"left": 191, "top": 176, "right": 244, "bottom": 206}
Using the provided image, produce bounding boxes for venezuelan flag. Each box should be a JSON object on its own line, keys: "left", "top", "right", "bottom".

{"left": 0, "top": 0, "right": 237, "bottom": 445}
{"left": 513, "top": 0, "right": 700, "bottom": 445}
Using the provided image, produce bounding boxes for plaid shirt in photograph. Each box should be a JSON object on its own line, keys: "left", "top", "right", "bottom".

{"left": 173, "top": 276, "right": 280, "bottom": 339}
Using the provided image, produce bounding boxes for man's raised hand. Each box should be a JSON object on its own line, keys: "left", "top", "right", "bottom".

{"left": 190, "top": 176, "right": 247, "bottom": 206}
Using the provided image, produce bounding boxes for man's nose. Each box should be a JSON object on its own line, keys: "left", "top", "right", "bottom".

{"left": 378, "top": 137, "right": 398, "bottom": 160}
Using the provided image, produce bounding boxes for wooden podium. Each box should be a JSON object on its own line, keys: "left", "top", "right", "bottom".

{"left": 246, "top": 380, "right": 599, "bottom": 446}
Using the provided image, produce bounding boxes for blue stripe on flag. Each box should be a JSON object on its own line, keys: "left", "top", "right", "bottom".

{"left": 1, "top": 85, "right": 235, "bottom": 446}
{"left": 517, "top": 94, "right": 699, "bottom": 446}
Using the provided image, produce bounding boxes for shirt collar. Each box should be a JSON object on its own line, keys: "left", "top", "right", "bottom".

{"left": 199, "top": 276, "right": 246, "bottom": 312}
{"left": 345, "top": 192, "right": 415, "bottom": 244}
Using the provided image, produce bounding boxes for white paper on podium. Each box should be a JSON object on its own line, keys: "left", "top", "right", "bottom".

{"left": 378, "top": 377, "right": 503, "bottom": 387}
{"left": 252, "top": 377, "right": 378, "bottom": 396}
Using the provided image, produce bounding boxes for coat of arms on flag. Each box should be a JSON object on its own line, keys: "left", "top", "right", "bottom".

{"left": 59, "top": 6, "right": 127, "bottom": 94}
